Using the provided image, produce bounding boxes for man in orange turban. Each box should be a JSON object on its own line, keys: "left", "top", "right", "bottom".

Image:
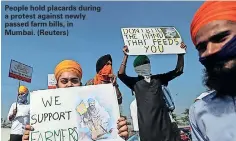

{"left": 189, "top": 1, "right": 236, "bottom": 141}
{"left": 8, "top": 85, "right": 30, "bottom": 141}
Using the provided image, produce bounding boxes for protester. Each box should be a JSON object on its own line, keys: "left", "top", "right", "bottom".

{"left": 8, "top": 85, "right": 30, "bottom": 141}
{"left": 118, "top": 43, "right": 186, "bottom": 141}
{"left": 189, "top": 1, "right": 236, "bottom": 141}
{"left": 86, "top": 54, "right": 122, "bottom": 104}
{"left": 22, "top": 60, "right": 128, "bottom": 141}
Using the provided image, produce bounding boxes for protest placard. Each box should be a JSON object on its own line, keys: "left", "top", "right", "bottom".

{"left": 121, "top": 27, "right": 186, "bottom": 55}
{"left": 30, "top": 84, "right": 123, "bottom": 141}
{"left": 48, "top": 74, "right": 57, "bottom": 89}
{"left": 8, "top": 59, "right": 33, "bottom": 83}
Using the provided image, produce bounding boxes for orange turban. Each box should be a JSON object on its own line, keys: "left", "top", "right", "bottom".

{"left": 18, "top": 85, "right": 28, "bottom": 94}
{"left": 191, "top": 1, "right": 236, "bottom": 45}
{"left": 54, "top": 60, "right": 82, "bottom": 81}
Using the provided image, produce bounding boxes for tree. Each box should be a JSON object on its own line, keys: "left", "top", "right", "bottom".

{"left": 171, "top": 112, "right": 177, "bottom": 121}
{"left": 183, "top": 108, "right": 189, "bottom": 115}
{"left": 180, "top": 108, "right": 190, "bottom": 125}
{"left": 170, "top": 112, "right": 181, "bottom": 125}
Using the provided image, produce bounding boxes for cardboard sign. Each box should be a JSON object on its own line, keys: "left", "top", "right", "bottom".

{"left": 121, "top": 27, "right": 186, "bottom": 55}
{"left": 9, "top": 60, "right": 33, "bottom": 83}
{"left": 30, "top": 84, "right": 123, "bottom": 141}
{"left": 48, "top": 74, "right": 57, "bottom": 89}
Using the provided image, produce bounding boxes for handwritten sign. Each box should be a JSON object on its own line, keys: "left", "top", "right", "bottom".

{"left": 9, "top": 60, "right": 33, "bottom": 83}
{"left": 48, "top": 74, "right": 57, "bottom": 89}
{"left": 30, "top": 84, "right": 123, "bottom": 141}
{"left": 121, "top": 27, "right": 186, "bottom": 55}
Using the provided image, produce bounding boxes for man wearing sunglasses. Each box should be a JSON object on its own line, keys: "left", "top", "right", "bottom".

{"left": 8, "top": 85, "right": 30, "bottom": 141}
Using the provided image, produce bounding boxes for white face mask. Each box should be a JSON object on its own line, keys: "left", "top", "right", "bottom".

{"left": 134, "top": 64, "right": 151, "bottom": 77}
{"left": 134, "top": 64, "right": 151, "bottom": 83}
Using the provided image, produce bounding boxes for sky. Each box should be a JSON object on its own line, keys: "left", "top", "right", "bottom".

{"left": 1, "top": 1, "right": 206, "bottom": 119}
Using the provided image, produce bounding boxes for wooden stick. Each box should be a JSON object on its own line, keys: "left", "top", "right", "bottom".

{"left": 16, "top": 80, "right": 21, "bottom": 110}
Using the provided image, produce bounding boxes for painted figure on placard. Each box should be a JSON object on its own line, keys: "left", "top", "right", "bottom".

{"left": 76, "top": 98, "right": 114, "bottom": 140}
{"left": 164, "top": 27, "right": 177, "bottom": 38}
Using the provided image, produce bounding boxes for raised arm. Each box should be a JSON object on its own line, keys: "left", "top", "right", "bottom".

{"left": 172, "top": 42, "right": 186, "bottom": 74}
{"left": 154, "top": 42, "right": 186, "bottom": 85}
{"left": 118, "top": 46, "right": 129, "bottom": 75}
{"left": 118, "top": 46, "right": 137, "bottom": 90}
{"left": 175, "top": 53, "right": 184, "bottom": 74}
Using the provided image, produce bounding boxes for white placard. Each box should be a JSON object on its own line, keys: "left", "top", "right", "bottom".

{"left": 121, "top": 27, "right": 186, "bottom": 55}
{"left": 30, "top": 84, "right": 123, "bottom": 141}
{"left": 9, "top": 59, "right": 33, "bottom": 83}
{"left": 48, "top": 74, "right": 57, "bottom": 89}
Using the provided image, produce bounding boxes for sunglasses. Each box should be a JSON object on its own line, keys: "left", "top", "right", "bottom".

{"left": 59, "top": 77, "right": 81, "bottom": 84}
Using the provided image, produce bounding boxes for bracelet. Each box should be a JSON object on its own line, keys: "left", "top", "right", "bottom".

{"left": 121, "top": 63, "right": 126, "bottom": 67}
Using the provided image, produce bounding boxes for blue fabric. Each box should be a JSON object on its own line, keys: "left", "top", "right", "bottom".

{"left": 189, "top": 91, "right": 236, "bottom": 141}
{"left": 17, "top": 93, "right": 28, "bottom": 105}
{"left": 87, "top": 98, "right": 95, "bottom": 103}
{"left": 199, "top": 36, "right": 236, "bottom": 66}
{"left": 162, "top": 86, "right": 175, "bottom": 111}
{"left": 127, "top": 133, "right": 140, "bottom": 141}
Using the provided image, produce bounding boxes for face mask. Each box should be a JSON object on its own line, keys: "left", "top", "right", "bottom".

{"left": 199, "top": 36, "right": 236, "bottom": 67}
{"left": 100, "top": 65, "right": 112, "bottom": 76}
{"left": 100, "top": 65, "right": 113, "bottom": 82}
{"left": 17, "top": 93, "right": 28, "bottom": 104}
{"left": 134, "top": 63, "right": 151, "bottom": 77}
{"left": 94, "top": 65, "right": 113, "bottom": 85}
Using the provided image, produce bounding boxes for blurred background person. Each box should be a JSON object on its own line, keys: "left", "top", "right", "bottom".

{"left": 8, "top": 85, "right": 30, "bottom": 141}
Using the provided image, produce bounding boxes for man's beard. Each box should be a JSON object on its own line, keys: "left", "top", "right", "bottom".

{"left": 203, "top": 58, "right": 236, "bottom": 97}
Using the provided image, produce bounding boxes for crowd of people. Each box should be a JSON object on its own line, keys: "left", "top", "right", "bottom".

{"left": 6, "top": 1, "right": 236, "bottom": 141}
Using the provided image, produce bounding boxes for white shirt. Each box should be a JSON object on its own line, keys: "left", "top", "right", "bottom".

{"left": 7, "top": 102, "right": 30, "bottom": 135}
{"left": 130, "top": 99, "right": 139, "bottom": 131}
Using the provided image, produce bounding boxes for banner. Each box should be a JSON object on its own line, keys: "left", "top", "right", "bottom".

{"left": 8, "top": 59, "right": 33, "bottom": 83}
{"left": 121, "top": 27, "right": 186, "bottom": 55}
{"left": 30, "top": 84, "right": 123, "bottom": 141}
{"left": 48, "top": 74, "right": 57, "bottom": 89}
